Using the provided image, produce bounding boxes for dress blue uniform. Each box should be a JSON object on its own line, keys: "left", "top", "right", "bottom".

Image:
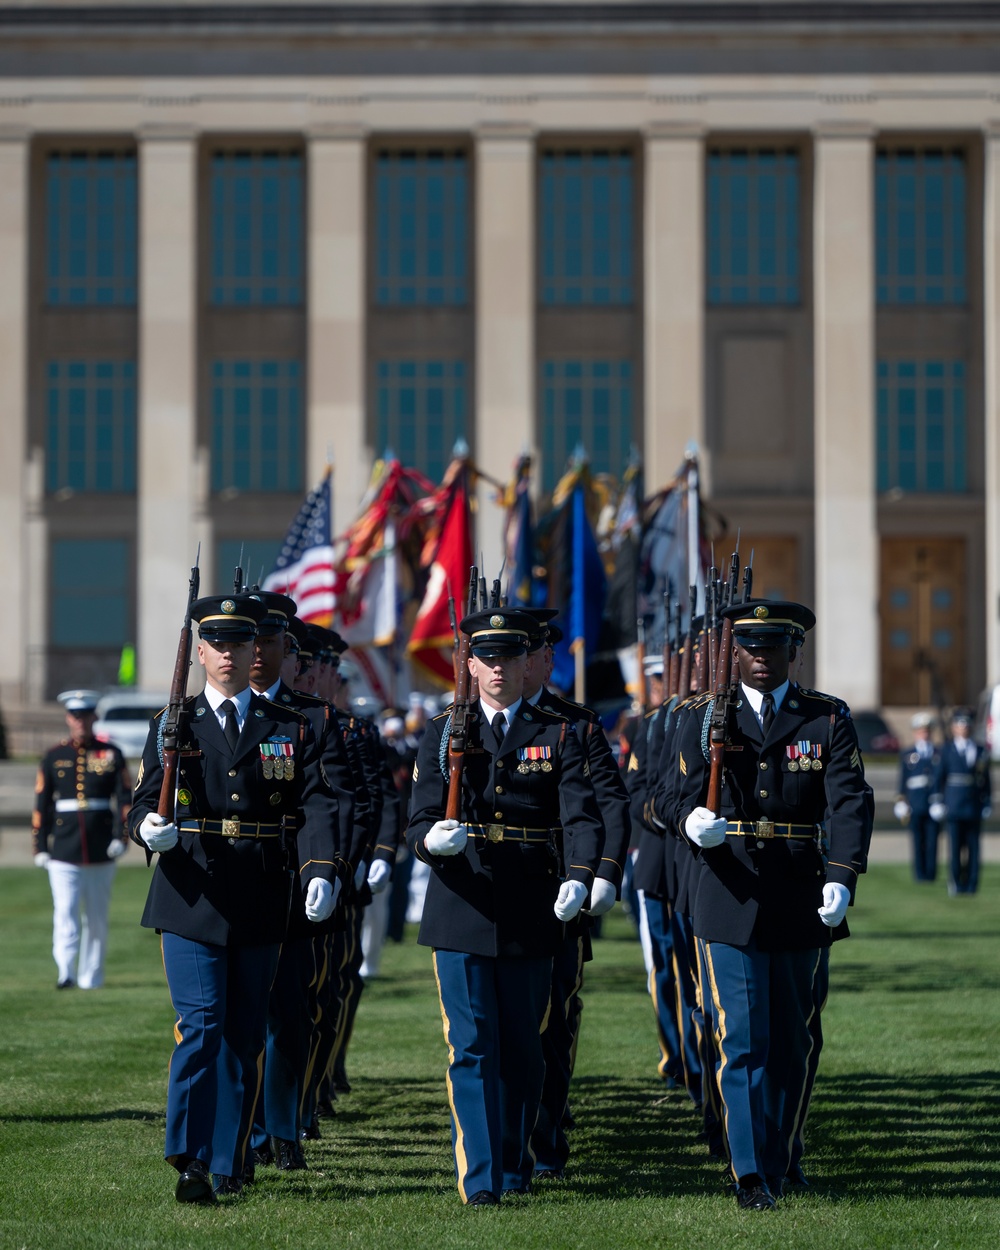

{"left": 896, "top": 726, "right": 940, "bottom": 882}
{"left": 654, "top": 601, "right": 873, "bottom": 1201}
{"left": 407, "top": 609, "right": 603, "bottom": 1204}
{"left": 128, "top": 595, "right": 344, "bottom": 1197}
{"left": 931, "top": 721, "right": 990, "bottom": 894}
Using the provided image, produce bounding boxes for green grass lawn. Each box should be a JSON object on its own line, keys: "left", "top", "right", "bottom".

{"left": 1, "top": 863, "right": 999, "bottom": 1249}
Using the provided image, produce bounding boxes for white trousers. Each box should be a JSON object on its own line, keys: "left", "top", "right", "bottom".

{"left": 359, "top": 888, "right": 390, "bottom": 979}
{"left": 46, "top": 859, "right": 117, "bottom": 988}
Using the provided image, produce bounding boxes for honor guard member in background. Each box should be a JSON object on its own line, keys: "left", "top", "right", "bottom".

{"left": 930, "top": 708, "right": 991, "bottom": 895}
{"left": 519, "top": 609, "right": 630, "bottom": 1180}
{"left": 407, "top": 608, "right": 604, "bottom": 1206}
{"left": 243, "top": 594, "right": 357, "bottom": 1171}
{"left": 656, "top": 600, "right": 873, "bottom": 1211}
{"left": 128, "top": 594, "right": 346, "bottom": 1203}
{"left": 33, "top": 690, "right": 132, "bottom": 989}
{"left": 895, "top": 712, "right": 942, "bottom": 883}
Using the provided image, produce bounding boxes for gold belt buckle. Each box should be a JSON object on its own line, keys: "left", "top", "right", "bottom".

{"left": 222, "top": 817, "right": 241, "bottom": 838}
{"left": 486, "top": 824, "right": 504, "bottom": 843}
{"left": 756, "top": 819, "right": 775, "bottom": 839}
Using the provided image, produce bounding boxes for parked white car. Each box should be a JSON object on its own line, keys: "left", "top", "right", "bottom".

{"left": 93, "top": 690, "right": 170, "bottom": 759}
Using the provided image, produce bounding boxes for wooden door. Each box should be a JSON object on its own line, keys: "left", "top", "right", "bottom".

{"left": 880, "top": 538, "right": 966, "bottom": 707}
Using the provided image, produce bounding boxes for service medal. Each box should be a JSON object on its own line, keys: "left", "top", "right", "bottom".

{"left": 517, "top": 763, "right": 529, "bottom": 774}
{"left": 788, "top": 760, "right": 799, "bottom": 773}
{"left": 541, "top": 760, "right": 553, "bottom": 772}
{"left": 284, "top": 758, "right": 295, "bottom": 780}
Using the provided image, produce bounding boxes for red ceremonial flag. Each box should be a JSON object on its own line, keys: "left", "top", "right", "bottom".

{"left": 406, "top": 459, "right": 473, "bottom": 688}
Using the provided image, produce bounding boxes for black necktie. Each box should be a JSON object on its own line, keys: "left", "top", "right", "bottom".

{"left": 221, "top": 699, "right": 241, "bottom": 752}
{"left": 761, "top": 693, "right": 775, "bottom": 736}
{"left": 489, "top": 711, "right": 506, "bottom": 751}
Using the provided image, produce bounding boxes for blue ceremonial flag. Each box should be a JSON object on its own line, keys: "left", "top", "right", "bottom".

{"left": 262, "top": 469, "right": 336, "bottom": 624}
{"left": 548, "top": 477, "right": 607, "bottom": 695}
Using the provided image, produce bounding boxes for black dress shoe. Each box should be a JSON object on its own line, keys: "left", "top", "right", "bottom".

{"left": 212, "top": 1174, "right": 243, "bottom": 1197}
{"left": 272, "top": 1136, "right": 308, "bottom": 1170}
{"left": 466, "top": 1190, "right": 499, "bottom": 1207}
{"left": 316, "top": 1098, "right": 336, "bottom": 1118}
{"left": 175, "top": 1159, "right": 216, "bottom": 1205}
{"left": 736, "top": 1181, "right": 777, "bottom": 1211}
{"left": 253, "top": 1142, "right": 274, "bottom": 1167}
{"left": 765, "top": 1175, "right": 786, "bottom": 1199}
{"left": 242, "top": 1159, "right": 256, "bottom": 1186}
{"left": 502, "top": 1185, "right": 532, "bottom": 1198}
{"left": 785, "top": 1164, "right": 810, "bottom": 1189}
{"left": 56, "top": 979, "right": 75, "bottom": 990}
{"left": 532, "top": 1167, "right": 564, "bottom": 1182}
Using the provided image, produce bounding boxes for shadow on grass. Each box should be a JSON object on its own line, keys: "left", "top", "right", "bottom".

{"left": 833, "top": 959, "right": 1000, "bottom": 994}
{"left": 2, "top": 1108, "right": 162, "bottom": 1125}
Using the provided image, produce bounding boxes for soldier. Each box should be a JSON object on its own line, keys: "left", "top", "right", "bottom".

{"left": 930, "top": 708, "right": 991, "bottom": 895}
{"left": 242, "top": 593, "right": 356, "bottom": 1172}
{"left": 519, "top": 610, "right": 629, "bottom": 1181}
{"left": 128, "top": 594, "right": 346, "bottom": 1203}
{"left": 407, "top": 608, "right": 603, "bottom": 1206}
{"left": 654, "top": 599, "right": 872, "bottom": 1210}
{"left": 894, "top": 712, "right": 941, "bottom": 882}
{"left": 33, "top": 689, "right": 132, "bottom": 990}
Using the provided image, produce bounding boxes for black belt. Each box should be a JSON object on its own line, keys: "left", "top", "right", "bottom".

{"left": 179, "top": 819, "right": 282, "bottom": 840}
{"left": 726, "top": 821, "right": 820, "bottom": 840}
{"left": 466, "top": 824, "right": 555, "bottom": 845}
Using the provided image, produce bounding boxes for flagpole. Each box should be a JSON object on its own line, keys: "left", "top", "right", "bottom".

{"left": 573, "top": 637, "right": 585, "bottom": 703}
{"left": 685, "top": 443, "right": 701, "bottom": 605}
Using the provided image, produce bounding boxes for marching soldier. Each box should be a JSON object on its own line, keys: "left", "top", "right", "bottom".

{"left": 894, "top": 712, "right": 941, "bottom": 882}
{"left": 930, "top": 708, "right": 991, "bottom": 895}
{"left": 651, "top": 599, "right": 873, "bottom": 1210}
{"left": 33, "top": 689, "right": 131, "bottom": 989}
{"left": 407, "top": 608, "right": 603, "bottom": 1206}
{"left": 128, "top": 594, "right": 346, "bottom": 1203}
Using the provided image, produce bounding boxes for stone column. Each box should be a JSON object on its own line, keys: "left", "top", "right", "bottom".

{"left": 475, "top": 125, "right": 535, "bottom": 579}
{"left": 0, "top": 131, "right": 30, "bottom": 702}
{"left": 813, "top": 126, "right": 879, "bottom": 707}
{"left": 137, "top": 129, "right": 199, "bottom": 691}
{"left": 985, "top": 125, "right": 1000, "bottom": 686}
{"left": 308, "top": 127, "right": 369, "bottom": 540}
{"left": 644, "top": 125, "right": 705, "bottom": 492}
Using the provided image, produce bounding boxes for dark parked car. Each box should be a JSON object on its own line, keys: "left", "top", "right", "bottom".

{"left": 852, "top": 711, "right": 900, "bottom": 756}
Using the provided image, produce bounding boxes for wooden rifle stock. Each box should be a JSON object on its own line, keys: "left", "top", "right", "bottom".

{"left": 706, "top": 552, "right": 741, "bottom": 813}
{"left": 156, "top": 556, "right": 201, "bottom": 819}
{"left": 635, "top": 618, "right": 647, "bottom": 716}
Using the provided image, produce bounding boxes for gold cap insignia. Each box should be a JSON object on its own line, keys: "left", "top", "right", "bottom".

{"left": 490, "top": 614, "right": 505, "bottom": 628}
{"left": 221, "top": 599, "right": 236, "bottom": 614}
{"left": 754, "top": 606, "right": 769, "bottom": 619}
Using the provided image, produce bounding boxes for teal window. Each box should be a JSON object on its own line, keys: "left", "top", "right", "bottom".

{"left": 540, "top": 150, "right": 634, "bottom": 305}
{"left": 540, "top": 359, "right": 633, "bottom": 492}
{"left": 375, "top": 359, "right": 466, "bottom": 483}
{"left": 217, "top": 539, "right": 283, "bottom": 592}
{"left": 210, "top": 150, "right": 303, "bottom": 305}
{"left": 211, "top": 359, "right": 303, "bottom": 492}
{"left": 46, "top": 150, "right": 137, "bottom": 306}
{"left": 876, "top": 149, "right": 967, "bottom": 304}
{"left": 877, "top": 359, "right": 967, "bottom": 492}
{"left": 51, "top": 539, "right": 129, "bottom": 647}
{"left": 707, "top": 149, "right": 800, "bottom": 305}
{"left": 375, "top": 149, "right": 469, "bottom": 305}
{"left": 46, "top": 360, "right": 136, "bottom": 493}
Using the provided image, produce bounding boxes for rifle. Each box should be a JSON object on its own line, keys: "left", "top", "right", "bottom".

{"left": 157, "top": 549, "right": 201, "bottom": 819}
{"left": 636, "top": 616, "right": 648, "bottom": 717}
{"left": 447, "top": 578, "right": 459, "bottom": 687}
{"left": 233, "top": 543, "right": 245, "bottom": 596}
{"left": 678, "top": 584, "right": 696, "bottom": 701}
{"left": 668, "top": 597, "right": 682, "bottom": 702}
{"left": 446, "top": 565, "right": 478, "bottom": 820}
{"left": 662, "top": 585, "right": 674, "bottom": 701}
{"left": 706, "top": 550, "right": 741, "bottom": 814}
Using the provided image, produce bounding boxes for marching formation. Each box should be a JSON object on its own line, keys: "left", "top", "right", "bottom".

{"left": 56, "top": 540, "right": 872, "bottom": 1213}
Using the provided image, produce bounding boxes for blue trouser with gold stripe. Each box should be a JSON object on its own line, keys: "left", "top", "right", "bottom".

{"left": 161, "top": 932, "right": 280, "bottom": 1179}
{"left": 251, "top": 935, "right": 314, "bottom": 1147}
{"left": 531, "top": 930, "right": 585, "bottom": 1173}
{"left": 669, "top": 906, "right": 703, "bottom": 1107}
{"left": 641, "top": 893, "right": 683, "bottom": 1083}
{"left": 433, "top": 949, "right": 552, "bottom": 1200}
{"left": 700, "top": 937, "right": 821, "bottom": 1185}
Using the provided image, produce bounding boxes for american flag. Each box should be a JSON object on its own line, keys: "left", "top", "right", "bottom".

{"left": 262, "top": 470, "right": 335, "bottom": 624}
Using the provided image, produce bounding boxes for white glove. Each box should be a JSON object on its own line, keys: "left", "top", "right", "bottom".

{"left": 107, "top": 838, "right": 127, "bottom": 859}
{"left": 929, "top": 802, "right": 947, "bottom": 823}
{"left": 818, "top": 881, "right": 851, "bottom": 928}
{"left": 139, "top": 812, "right": 179, "bottom": 853}
{"left": 586, "top": 878, "right": 618, "bottom": 917}
{"left": 34, "top": 852, "right": 51, "bottom": 869}
{"left": 554, "top": 880, "right": 588, "bottom": 921}
{"left": 893, "top": 800, "right": 910, "bottom": 823}
{"left": 424, "top": 819, "right": 467, "bottom": 857}
{"left": 353, "top": 860, "right": 367, "bottom": 890}
{"left": 305, "top": 876, "right": 340, "bottom": 923}
{"left": 983, "top": 806, "right": 992, "bottom": 820}
{"left": 684, "top": 806, "right": 728, "bottom": 849}
{"left": 368, "top": 859, "right": 392, "bottom": 894}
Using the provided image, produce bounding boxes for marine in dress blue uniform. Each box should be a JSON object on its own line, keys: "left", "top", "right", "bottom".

{"left": 406, "top": 609, "right": 603, "bottom": 1206}
{"left": 32, "top": 689, "right": 132, "bottom": 989}
{"left": 895, "top": 712, "right": 941, "bottom": 882}
{"left": 652, "top": 600, "right": 873, "bottom": 1210}
{"left": 930, "top": 708, "right": 991, "bottom": 895}
{"left": 128, "top": 595, "right": 345, "bottom": 1203}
